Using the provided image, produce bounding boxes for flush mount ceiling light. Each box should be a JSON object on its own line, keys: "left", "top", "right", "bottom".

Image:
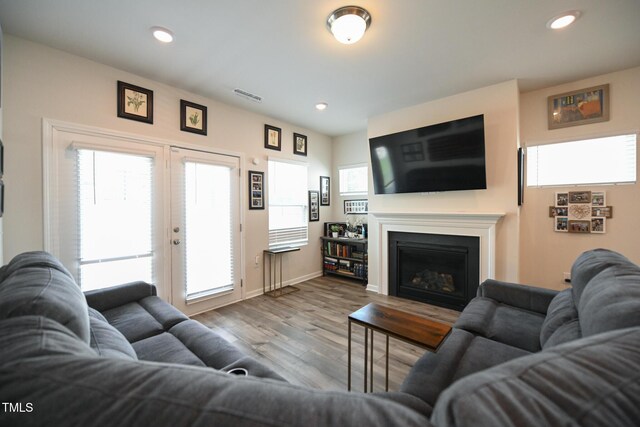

{"left": 151, "top": 26, "right": 174, "bottom": 43}
{"left": 547, "top": 11, "right": 581, "bottom": 30}
{"left": 327, "top": 6, "right": 371, "bottom": 44}
{"left": 315, "top": 102, "right": 328, "bottom": 111}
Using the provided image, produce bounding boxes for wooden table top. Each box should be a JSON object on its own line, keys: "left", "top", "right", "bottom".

{"left": 348, "top": 303, "right": 452, "bottom": 352}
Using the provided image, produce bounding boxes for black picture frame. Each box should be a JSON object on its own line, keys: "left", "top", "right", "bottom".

{"left": 180, "top": 100, "right": 207, "bottom": 135}
{"left": 117, "top": 81, "right": 153, "bottom": 124}
{"left": 517, "top": 147, "right": 524, "bottom": 206}
{"left": 344, "top": 199, "right": 368, "bottom": 214}
{"left": 320, "top": 176, "right": 330, "bottom": 206}
{"left": 264, "top": 125, "right": 282, "bottom": 151}
{"left": 248, "top": 171, "right": 265, "bottom": 210}
{"left": 293, "top": 133, "right": 307, "bottom": 156}
{"left": 0, "top": 138, "right": 4, "bottom": 178}
{"left": 309, "top": 190, "right": 319, "bottom": 222}
{"left": 324, "top": 222, "right": 347, "bottom": 237}
{"left": 0, "top": 180, "right": 4, "bottom": 218}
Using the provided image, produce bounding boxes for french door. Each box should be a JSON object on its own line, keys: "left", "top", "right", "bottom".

{"left": 169, "top": 147, "right": 242, "bottom": 315}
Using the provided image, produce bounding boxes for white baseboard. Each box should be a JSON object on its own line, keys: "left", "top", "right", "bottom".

{"left": 366, "top": 283, "right": 380, "bottom": 293}
{"left": 244, "top": 270, "right": 323, "bottom": 300}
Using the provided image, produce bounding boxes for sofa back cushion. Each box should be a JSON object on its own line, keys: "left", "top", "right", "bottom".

{"left": 539, "top": 288, "right": 581, "bottom": 349}
{"left": 88, "top": 308, "right": 138, "bottom": 360}
{"left": 0, "top": 251, "right": 90, "bottom": 343}
{"left": 432, "top": 326, "right": 640, "bottom": 427}
{"left": 570, "top": 249, "right": 631, "bottom": 302}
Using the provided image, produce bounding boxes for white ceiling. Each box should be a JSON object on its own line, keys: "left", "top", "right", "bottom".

{"left": 1, "top": 0, "right": 639, "bottom": 136}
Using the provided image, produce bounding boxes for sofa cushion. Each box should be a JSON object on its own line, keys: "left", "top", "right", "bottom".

{"left": 454, "top": 297, "right": 545, "bottom": 352}
{"left": 169, "top": 319, "right": 246, "bottom": 367}
{"left": 0, "top": 252, "right": 90, "bottom": 343}
{"left": 431, "top": 326, "right": 640, "bottom": 427}
{"left": 570, "top": 248, "right": 632, "bottom": 302}
{"left": 400, "top": 328, "right": 529, "bottom": 411}
{"left": 539, "top": 288, "right": 582, "bottom": 349}
{"left": 132, "top": 332, "right": 206, "bottom": 367}
{"left": 578, "top": 261, "right": 640, "bottom": 337}
{"left": 88, "top": 310, "right": 138, "bottom": 360}
{"left": 101, "top": 301, "right": 165, "bottom": 343}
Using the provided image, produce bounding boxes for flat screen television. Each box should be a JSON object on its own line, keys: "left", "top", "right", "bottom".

{"left": 369, "top": 114, "right": 487, "bottom": 194}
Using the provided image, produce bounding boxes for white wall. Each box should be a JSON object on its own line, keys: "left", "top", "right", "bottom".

{"left": 519, "top": 66, "right": 640, "bottom": 289}
{"left": 3, "top": 35, "right": 332, "bottom": 296}
{"left": 367, "top": 80, "right": 521, "bottom": 288}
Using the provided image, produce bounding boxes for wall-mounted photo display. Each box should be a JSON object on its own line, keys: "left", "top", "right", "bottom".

{"left": 344, "top": 199, "right": 368, "bottom": 214}
{"left": 293, "top": 133, "right": 307, "bottom": 156}
{"left": 320, "top": 176, "right": 330, "bottom": 206}
{"left": 264, "top": 125, "right": 281, "bottom": 151}
{"left": 117, "top": 81, "right": 153, "bottom": 124}
{"left": 551, "top": 190, "right": 612, "bottom": 234}
{"left": 248, "top": 170, "right": 264, "bottom": 210}
{"left": 309, "top": 190, "right": 319, "bottom": 221}
{"left": 180, "top": 100, "right": 207, "bottom": 135}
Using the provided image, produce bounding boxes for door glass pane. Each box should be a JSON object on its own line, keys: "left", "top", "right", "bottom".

{"left": 184, "top": 161, "right": 233, "bottom": 298}
{"left": 77, "top": 150, "right": 153, "bottom": 291}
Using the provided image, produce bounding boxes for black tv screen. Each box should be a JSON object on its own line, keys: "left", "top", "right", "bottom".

{"left": 369, "top": 114, "right": 487, "bottom": 194}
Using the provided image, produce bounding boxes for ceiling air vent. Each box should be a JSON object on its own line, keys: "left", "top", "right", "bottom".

{"left": 233, "top": 88, "right": 262, "bottom": 103}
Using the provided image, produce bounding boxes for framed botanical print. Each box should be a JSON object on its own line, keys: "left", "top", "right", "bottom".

{"left": 293, "top": 133, "right": 307, "bottom": 156}
{"left": 264, "top": 125, "right": 282, "bottom": 151}
{"left": 180, "top": 100, "right": 207, "bottom": 135}
{"left": 117, "top": 81, "right": 153, "bottom": 124}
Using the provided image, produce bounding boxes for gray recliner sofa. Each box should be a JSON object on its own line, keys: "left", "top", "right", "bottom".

{"left": 1, "top": 249, "right": 639, "bottom": 426}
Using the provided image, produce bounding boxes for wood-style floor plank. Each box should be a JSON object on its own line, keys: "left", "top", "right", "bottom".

{"left": 193, "top": 275, "right": 459, "bottom": 392}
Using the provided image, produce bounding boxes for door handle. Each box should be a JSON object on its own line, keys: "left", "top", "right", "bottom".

{"left": 173, "top": 239, "right": 181, "bottom": 245}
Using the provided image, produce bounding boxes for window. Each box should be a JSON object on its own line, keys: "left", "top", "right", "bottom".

{"left": 527, "top": 134, "right": 637, "bottom": 187}
{"left": 77, "top": 149, "right": 154, "bottom": 291}
{"left": 339, "top": 164, "right": 368, "bottom": 195}
{"left": 268, "top": 159, "right": 308, "bottom": 247}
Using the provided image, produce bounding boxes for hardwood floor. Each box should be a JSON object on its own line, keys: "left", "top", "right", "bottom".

{"left": 193, "top": 276, "right": 459, "bottom": 392}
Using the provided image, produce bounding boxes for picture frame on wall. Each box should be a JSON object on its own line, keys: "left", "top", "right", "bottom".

{"left": 264, "top": 125, "right": 282, "bottom": 151}
{"left": 309, "top": 190, "right": 319, "bottom": 222}
{"left": 547, "top": 84, "right": 609, "bottom": 130}
{"left": 591, "top": 218, "right": 606, "bottom": 233}
{"left": 320, "top": 176, "right": 330, "bottom": 206}
{"left": 180, "top": 100, "right": 207, "bottom": 135}
{"left": 568, "top": 220, "right": 591, "bottom": 233}
{"left": 117, "top": 81, "right": 154, "bottom": 124}
{"left": 555, "top": 217, "right": 568, "bottom": 232}
{"left": 248, "top": 170, "right": 265, "bottom": 210}
{"left": 0, "top": 138, "right": 4, "bottom": 177}
{"left": 293, "top": 133, "right": 307, "bottom": 156}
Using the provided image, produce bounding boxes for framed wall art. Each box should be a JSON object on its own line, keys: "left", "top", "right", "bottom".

{"left": 293, "top": 133, "right": 307, "bottom": 156}
{"left": 117, "top": 81, "right": 153, "bottom": 124}
{"left": 551, "top": 190, "right": 612, "bottom": 234}
{"left": 548, "top": 84, "right": 609, "bottom": 130}
{"left": 309, "top": 190, "right": 319, "bottom": 221}
{"left": 248, "top": 171, "right": 265, "bottom": 210}
{"left": 180, "top": 100, "right": 207, "bottom": 135}
{"left": 320, "top": 176, "right": 330, "bottom": 206}
{"left": 264, "top": 125, "right": 282, "bottom": 151}
{"left": 344, "top": 199, "right": 368, "bottom": 214}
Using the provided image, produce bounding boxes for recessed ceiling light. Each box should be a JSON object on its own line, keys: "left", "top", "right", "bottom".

{"left": 315, "top": 102, "right": 328, "bottom": 111}
{"left": 327, "top": 6, "right": 372, "bottom": 44}
{"left": 547, "top": 11, "right": 581, "bottom": 30}
{"left": 151, "top": 26, "right": 174, "bottom": 43}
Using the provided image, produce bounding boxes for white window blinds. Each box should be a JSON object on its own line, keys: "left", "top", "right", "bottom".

{"left": 77, "top": 149, "right": 154, "bottom": 291}
{"left": 339, "top": 165, "right": 368, "bottom": 195}
{"left": 527, "top": 134, "right": 637, "bottom": 187}
{"left": 268, "top": 159, "right": 308, "bottom": 247}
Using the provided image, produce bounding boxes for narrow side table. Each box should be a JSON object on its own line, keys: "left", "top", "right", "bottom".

{"left": 348, "top": 303, "right": 452, "bottom": 392}
{"left": 263, "top": 247, "right": 300, "bottom": 297}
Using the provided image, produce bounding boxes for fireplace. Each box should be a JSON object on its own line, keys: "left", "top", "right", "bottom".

{"left": 389, "top": 232, "right": 480, "bottom": 311}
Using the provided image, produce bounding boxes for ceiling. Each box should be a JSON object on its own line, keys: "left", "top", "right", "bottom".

{"left": 1, "top": 0, "right": 639, "bottom": 137}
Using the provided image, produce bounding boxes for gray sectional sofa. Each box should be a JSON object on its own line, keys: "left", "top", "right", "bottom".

{"left": 1, "top": 249, "right": 639, "bottom": 426}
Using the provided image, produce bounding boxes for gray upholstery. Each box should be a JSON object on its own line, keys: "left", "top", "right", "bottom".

{"left": 431, "top": 327, "right": 640, "bottom": 427}
{"left": 0, "top": 251, "right": 90, "bottom": 343}
{"left": 88, "top": 311, "right": 138, "bottom": 360}
{"left": 539, "top": 288, "right": 581, "bottom": 349}
{"left": 400, "top": 328, "right": 529, "bottom": 412}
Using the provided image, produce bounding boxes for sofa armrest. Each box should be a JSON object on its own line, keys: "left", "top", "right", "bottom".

{"left": 477, "top": 279, "right": 558, "bottom": 314}
{"left": 84, "top": 281, "right": 157, "bottom": 312}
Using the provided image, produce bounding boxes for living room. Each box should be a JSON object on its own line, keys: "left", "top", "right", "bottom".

{"left": 1, "top": 1, "right": 640, "bottom": 426}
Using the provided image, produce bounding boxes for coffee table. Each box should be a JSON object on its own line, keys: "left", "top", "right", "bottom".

{"left": 348, "top": 303, "right": 452, "bottom": 392}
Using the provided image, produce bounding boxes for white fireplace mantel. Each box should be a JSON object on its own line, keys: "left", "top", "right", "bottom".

{"left": 367, "top": 211, "right": 505, "bottom": 294}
